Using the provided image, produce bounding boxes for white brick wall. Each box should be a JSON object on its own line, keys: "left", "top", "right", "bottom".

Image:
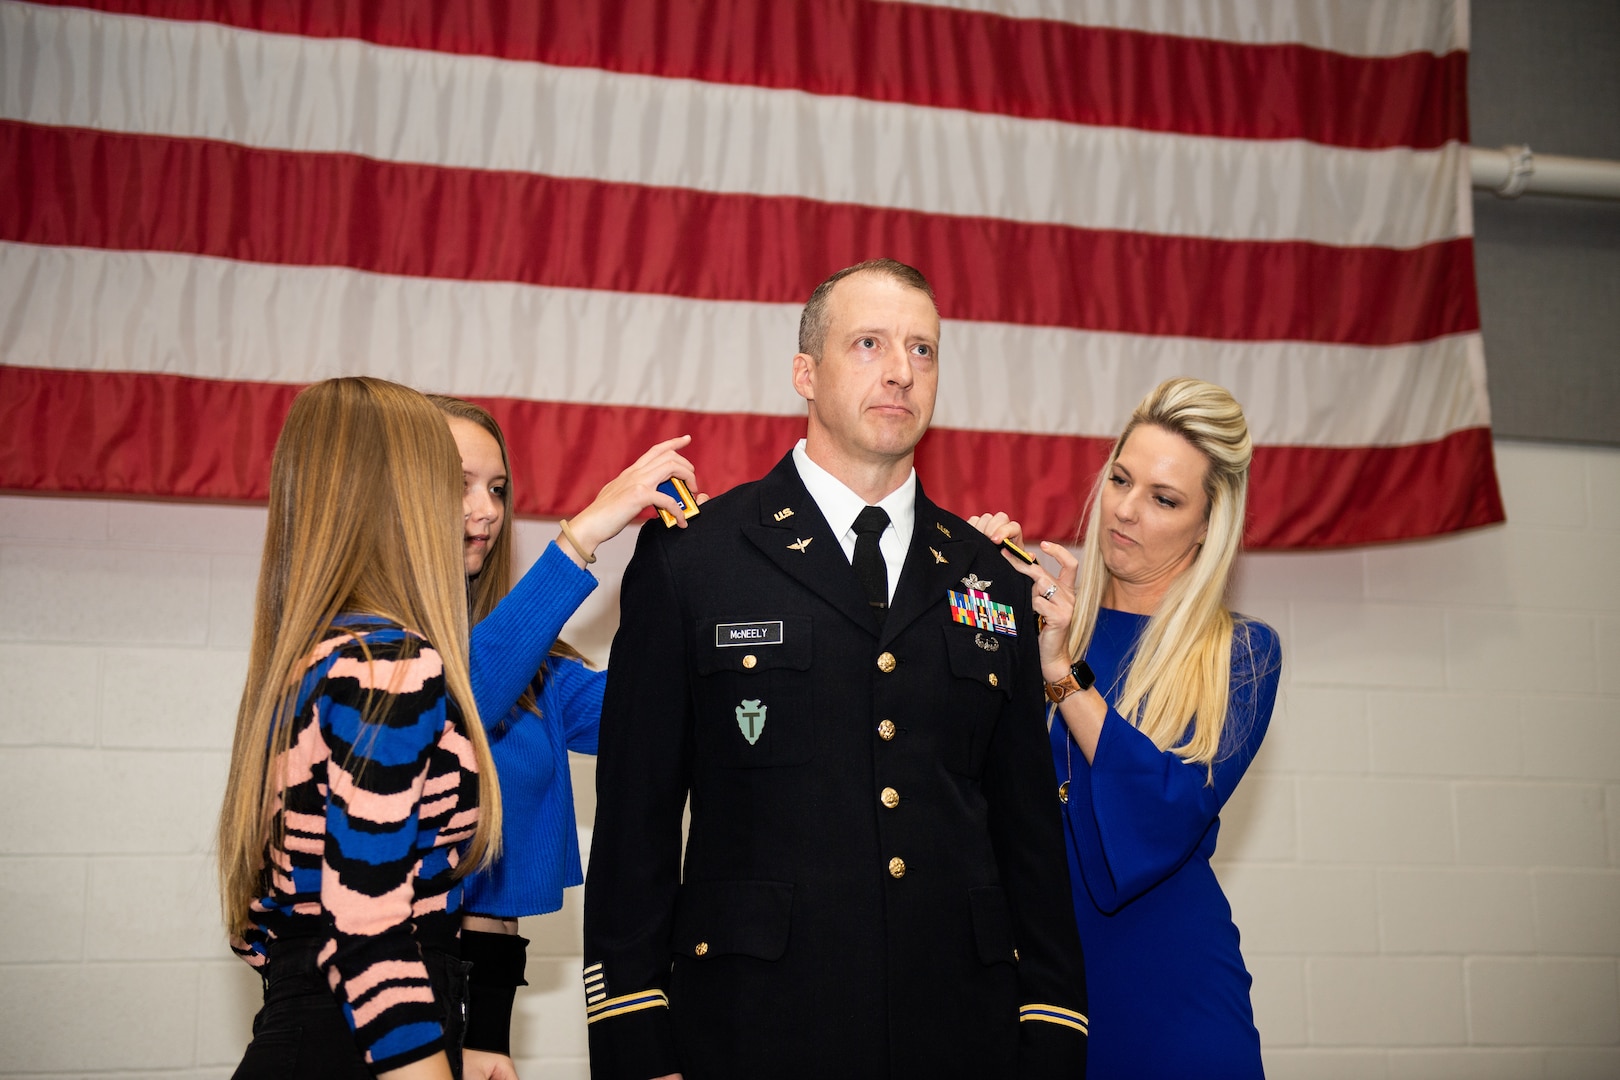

{"left": 0, "top": 438, "right": 1615, "bottom": 1077}
{"left": 1222, "top": 439, "right": 1620, "bottom": 1079}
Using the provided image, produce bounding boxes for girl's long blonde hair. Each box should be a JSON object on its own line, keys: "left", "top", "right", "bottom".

{"left": 218, "top": 377, "right": 501, "bottom": 935}
{"left": 1066, "top": 377, "right": 1256, "bottom": 780}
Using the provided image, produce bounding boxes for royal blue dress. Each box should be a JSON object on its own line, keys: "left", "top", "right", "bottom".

{"left": 1053, "top": 607, "right": 1280, "bottom": 1079}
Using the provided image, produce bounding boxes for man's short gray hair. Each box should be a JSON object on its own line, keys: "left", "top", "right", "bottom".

{"left": 797, "top": 258, "right": 935, "bottom": 360}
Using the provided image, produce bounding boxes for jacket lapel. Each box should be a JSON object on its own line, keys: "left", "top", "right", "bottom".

{"left": 740, "top": 454, "right": 879, "bottom": 635}
{"left": 881, "top": 485, "right": 976, "bottom": 646}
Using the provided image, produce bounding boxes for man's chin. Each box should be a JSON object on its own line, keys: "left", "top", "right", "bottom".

{"left": 807, "top": 419, "right": 926, "bottom": 467}
{"left": 870, "top": 415, "right": 927, "bottom": 445}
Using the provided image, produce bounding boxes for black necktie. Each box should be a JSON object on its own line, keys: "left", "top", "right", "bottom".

{"left": 852, "top": 505, "right": 891, "bottom": 626}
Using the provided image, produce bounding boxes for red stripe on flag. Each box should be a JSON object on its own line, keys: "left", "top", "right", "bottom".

{"left": 1247, "top": 433, "right": 1504, "bottom": 549}
{"left": 1, "top": 122, "right": 1481, "bottom": 346}
{"left": 0, "top": 366, "right": 1505, "bottom": 548}
{"left": 0, "top": 365, "right": 302, "bottom": 503}
{"left": 38, "top": 0, "right": 1468, "bottom": 149}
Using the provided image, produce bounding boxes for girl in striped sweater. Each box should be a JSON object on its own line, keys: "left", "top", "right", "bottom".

{"left": 220, "top": 377, "right": 502, "bottom": 1080}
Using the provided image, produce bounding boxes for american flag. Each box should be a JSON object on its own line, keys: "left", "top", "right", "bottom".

{"left": 0, "top": 0, "right": 1503, "bottom": 547}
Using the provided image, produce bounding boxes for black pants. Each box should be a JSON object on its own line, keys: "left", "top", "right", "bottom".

{"left": 232, "top": 938, "right": 470, "bottom": 1080}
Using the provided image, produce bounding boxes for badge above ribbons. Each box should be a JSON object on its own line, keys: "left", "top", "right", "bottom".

{"left": 736, "top": 699, "right": 767, "bottom": 745}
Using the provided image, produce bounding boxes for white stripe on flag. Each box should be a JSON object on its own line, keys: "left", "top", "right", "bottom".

{"left": 1, "top": 1, "right": 1470, "bottom": 248}
{"left": 0, "top": 241, "right": 1488, "bottom": 447}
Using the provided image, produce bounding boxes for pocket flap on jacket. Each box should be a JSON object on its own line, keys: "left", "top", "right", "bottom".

{"left": 672, "top": 879, "right": 795, "bottom": 961}
{"left": 942, "top": 623, "right": 1013, "bottom": 698}
{"left": 968, "top": 885, "right": 1018, "bottom": 967}
{"left": 696, "top": 616, "right": 812, "bottom": 675}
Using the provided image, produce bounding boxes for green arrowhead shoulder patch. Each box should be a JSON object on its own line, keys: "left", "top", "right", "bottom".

{"left": 736, "top": 699, "right": 766, "bottom": 745}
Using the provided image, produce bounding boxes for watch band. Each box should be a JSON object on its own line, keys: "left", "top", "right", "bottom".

{"left": 1044, "top": 660, "right": 1096, "bottom": 704}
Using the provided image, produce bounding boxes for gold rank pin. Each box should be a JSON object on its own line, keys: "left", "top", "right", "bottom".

{"left": 656, "top": 477, "right": 701, "bottom": 528}
{"left": 1000, "top": 538, "right": 1037, "bottom": 565}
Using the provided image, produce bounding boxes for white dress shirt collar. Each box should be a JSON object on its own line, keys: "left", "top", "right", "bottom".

{"left": 791, "top": 439, "right": 916, "bottom": 602}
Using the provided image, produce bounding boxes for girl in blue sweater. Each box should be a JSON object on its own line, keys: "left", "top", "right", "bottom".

{"left": 431, "top": 396, "right": 700, "bottom": 1080}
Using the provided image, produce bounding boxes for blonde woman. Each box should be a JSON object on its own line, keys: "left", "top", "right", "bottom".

{"left": 972, "top": 378, "right": 1280, "bottom": 1079}
{"left": 220, "top": 377, "right": 500, "bottom": 1080}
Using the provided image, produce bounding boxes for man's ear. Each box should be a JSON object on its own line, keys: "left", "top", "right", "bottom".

{"left": 791, "top": 352, "right": 817, "bottom": 402}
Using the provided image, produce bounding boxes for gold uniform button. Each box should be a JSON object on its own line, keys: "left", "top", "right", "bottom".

{"left": 1013, "top": 949, "right": 1021, "bottom": 962}
{"left": 880, "top": 786, "right": 900, "bottom": 809}
{"left": 877, "top": 651, "right": 896, "bottom": 673}
{"left": 742, "top": 654, "right": 757, "bottom": 669}
{"left": 694, "top": 941, "right": 709, "bottom": 957}
{"left": 888, "top": 857, "right": 906, "bottom": 879}
{"left": 988, "top": 673, "right": 998, "bottom": 687}
{"left": 877, "top": 719, "right": 896, "bottom": 741}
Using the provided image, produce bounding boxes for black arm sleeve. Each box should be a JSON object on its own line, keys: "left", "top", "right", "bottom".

{"left": 582, "top": 523, "right": 694, "bottom": 1080}
{"left": 982, "top": 586, "right": 1089, "bottom": 1077}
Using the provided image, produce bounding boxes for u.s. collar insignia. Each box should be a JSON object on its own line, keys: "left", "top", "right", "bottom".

{"left": 936, "top": 522, "right": 952, "bottom": 539}
{"left": 774, "top": 507, "right": 794, "bottom": 522}
{"left": 930, "top": 546, "right": 947, "bottom": 564}
{"left": 736, "top": 699, "right": 766, "bottom": 744}
{"left": 787, "top": 537, "right": 813, "bottom": 553}
{"left": 961, "top": 573, "right": 992, "bottom": 590}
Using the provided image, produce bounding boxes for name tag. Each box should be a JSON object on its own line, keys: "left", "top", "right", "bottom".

{"left": 716, "top": 621, "right": 784, "bottom": 647}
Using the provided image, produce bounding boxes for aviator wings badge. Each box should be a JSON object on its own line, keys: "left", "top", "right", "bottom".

{"left": 736, "top": 699, "right": 767, "bottom": 745}
{"left": 961, "top": 573, "right": 992, "bottom": 590}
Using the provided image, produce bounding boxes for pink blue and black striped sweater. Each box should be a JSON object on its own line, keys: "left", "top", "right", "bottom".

{"left": 231, "top": 616, "right": 479, "bottom": 1073}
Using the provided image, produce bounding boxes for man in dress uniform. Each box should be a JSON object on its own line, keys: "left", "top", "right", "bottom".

{"left": 582, "top": 259, "right": 1088, "bottom": 1080}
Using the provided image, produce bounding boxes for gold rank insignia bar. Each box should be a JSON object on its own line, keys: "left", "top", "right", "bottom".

{"left": 1001, "top": 538, "right": 1037, "bottom": 565}
{"left": 656, "top": 477, "right": 701, "bottom": 528}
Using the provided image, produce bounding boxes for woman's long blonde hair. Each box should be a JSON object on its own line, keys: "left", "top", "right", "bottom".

{"left": 427, "top": 396, "right": 586, "bottom": 718}
{"left": 1066, "top": 377, "right": 1255, "bottom": 780}
{"left": 218, "top": 377, "right": 501, "bottom": 935}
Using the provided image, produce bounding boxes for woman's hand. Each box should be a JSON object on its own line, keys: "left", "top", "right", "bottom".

{"left": 967, "top": 512, "right": 1079, "bottom": 679}
{"left": 966, "top": 511, "right": 1022, "bottom": 549}
{"left": 1027, "top": 541, "right": 1083, "bottom": 681}
{"left": 378, "top": 1051, "right": 455, "bottom": 1080}
{"left": 563, "top": 435, "right": 703, "bottom": 567}
{"left": 463, "top": 1049, "right": 520, "bottom": 1080}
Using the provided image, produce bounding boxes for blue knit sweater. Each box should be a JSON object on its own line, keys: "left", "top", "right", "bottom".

{"left": 464, "top": 541, "right": 605, "bottom": 918}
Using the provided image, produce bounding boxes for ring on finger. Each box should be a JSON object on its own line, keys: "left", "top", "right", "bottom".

{"left": 1041, "top": 584, "right": 1058, "bottom": 601}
